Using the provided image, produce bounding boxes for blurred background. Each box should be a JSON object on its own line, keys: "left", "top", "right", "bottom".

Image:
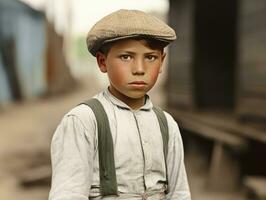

{"left": 0, "top": 0, "right": 265, "bottom": 199}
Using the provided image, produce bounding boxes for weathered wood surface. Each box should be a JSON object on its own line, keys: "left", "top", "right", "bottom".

{"left": 237, "top": 0, "right": 266, "bottom": 121}
{"left": 167, "top": 0, "right": 194, "bottom": 109}
{"left": 244, "top": 176, "right": 266, "bottom": 200}
{"left": 208, "top": 142, "right": 241, "bottom": 191}
{"left": 19, "top": 165, "right": 51, "bottom": 187}
{"left": 170, "top": 109, "right": 266, "bottom": 143}
{"left": 169, "top": 108, "right": 266, "bottom": 191}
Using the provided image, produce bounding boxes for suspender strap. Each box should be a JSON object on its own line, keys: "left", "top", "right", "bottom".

{"left": 152, "top": 106, "right": 169, "bottom": 189}
{"left": 82, "top": 98, "right": 118, "bottom": 196}
{"left": 82, "top": 99, "right": 169, "bottom": 196}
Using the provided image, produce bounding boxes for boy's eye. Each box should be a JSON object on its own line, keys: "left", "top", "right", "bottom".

{"left": 146, "top": 55, "right": 157, "bottom": 61}
{"left": 119, "top": 55, "right": 132, "bottom": 61}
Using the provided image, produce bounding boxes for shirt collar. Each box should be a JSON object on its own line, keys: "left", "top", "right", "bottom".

{"left": 103, "top": 87, "right": 153, "bottom": 111}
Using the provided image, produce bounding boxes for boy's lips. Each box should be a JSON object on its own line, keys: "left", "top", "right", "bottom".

{"left": 128, "top": 81, "right": 147, "bottom": 85}
{"left": 128, "top": 81, "right": 147, "bottom": 89}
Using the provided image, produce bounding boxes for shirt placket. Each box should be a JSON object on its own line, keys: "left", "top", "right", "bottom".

{"left": 132, "top": 111, "right": 152, "bottom": 191}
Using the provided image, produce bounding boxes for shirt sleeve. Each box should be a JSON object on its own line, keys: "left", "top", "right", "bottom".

{"left": 165, "top": 113, "right": 191, "bottom": 200}
{"left": 49, "top": 112, "right": 96, "bottom": 200}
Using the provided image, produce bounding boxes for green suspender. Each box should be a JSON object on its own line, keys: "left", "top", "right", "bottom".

{"left": 152, "top": 106, "right": 169, "bottom": 191}
{"left": 82, "top": 98, "right": 169, "bottom": 196}
{"left": 83, "top": 98, "right": 118, "bottom": 196}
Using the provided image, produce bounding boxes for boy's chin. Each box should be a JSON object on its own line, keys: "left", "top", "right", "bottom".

{"left": 124, "top": 91, "right": 147, "bottom": 99}
{"left": 109, "top": 86, "right": 148, "bottom": 100}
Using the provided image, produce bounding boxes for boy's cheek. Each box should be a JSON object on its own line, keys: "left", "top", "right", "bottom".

{"left": 108, "top": 71, "right": 125, "bottom": 84}
{"left": 149, "top": 69, "right": 161, "bottom": 81}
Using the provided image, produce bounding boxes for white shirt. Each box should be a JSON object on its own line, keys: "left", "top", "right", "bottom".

{"left": 49, "top": 89, "right": 191, "bottom": 200}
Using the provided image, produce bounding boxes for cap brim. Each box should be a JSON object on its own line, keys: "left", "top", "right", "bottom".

{"left": 90, "top": 34, "right": 173, "bottom": 56}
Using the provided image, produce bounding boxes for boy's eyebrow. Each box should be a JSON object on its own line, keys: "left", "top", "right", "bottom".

{"left": 118, "top": 51, "right": 136, "bottom": 55}
{"left": 119, "top": 50, "right": 160, "bottom": 55}
{"left": 144, "top": 51, "right": 160, "bottom": 55}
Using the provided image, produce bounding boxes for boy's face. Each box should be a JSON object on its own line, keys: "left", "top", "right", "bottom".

{"left": 96, "top": 39, "right": 166, "bottom": 108}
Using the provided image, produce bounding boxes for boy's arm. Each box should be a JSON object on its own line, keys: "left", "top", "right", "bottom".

{"left": 49, "top": 112, "right": 95, "bottom": 200}
{"left": 165, "top": 113, "right": 191, "bottom": 200}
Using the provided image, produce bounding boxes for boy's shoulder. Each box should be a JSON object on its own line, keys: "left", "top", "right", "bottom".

{"left": 159, "top": 109, "right": 176, "bottom": 124}
{"left": 62, "top": 91, "right": 106, "bottom": 124}
{"left": 66, "top": 103, "right": 94, "bottom": 118}
{"left": 161, "top": 109, "right": 181, "bottom": 133}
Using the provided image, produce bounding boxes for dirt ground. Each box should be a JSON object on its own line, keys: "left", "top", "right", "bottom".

{"left": 0, "top": 77, "right": 248, "bottom": 200}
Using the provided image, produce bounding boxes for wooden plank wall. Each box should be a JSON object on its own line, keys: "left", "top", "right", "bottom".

{"left": 167, "top": 0, "right": 195, "bottom": 109}
{"left": 236, "top": 0, "right": 266, "bottom": 121}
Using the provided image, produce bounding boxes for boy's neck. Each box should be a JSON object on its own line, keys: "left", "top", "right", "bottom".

{"left": 108, "top": 87, "right": 145, "bottom": 110}
{"left": 124, "top": 97, "right": 145, "bottom": 110}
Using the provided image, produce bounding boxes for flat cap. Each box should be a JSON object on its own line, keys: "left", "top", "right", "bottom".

{"left": 86, "top": 9, "right": 176, "bottom": 56}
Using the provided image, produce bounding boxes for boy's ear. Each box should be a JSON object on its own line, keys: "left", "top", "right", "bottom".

{"left": 159, "top": 52, "right": 166, "bottom": 73}
{"left": 96, "top": 52, "right": 107, "bottom": 73}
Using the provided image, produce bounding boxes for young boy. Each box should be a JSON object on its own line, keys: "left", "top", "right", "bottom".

{"left": 49, "top": 9, "right": 191, "bottom": 200}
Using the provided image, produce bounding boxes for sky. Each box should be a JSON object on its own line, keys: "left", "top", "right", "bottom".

{"left": 73, "top": 0, "right": 168, "bottom": 34}
{"left": 20, "top": 0, "right": 169, "bottom": 35}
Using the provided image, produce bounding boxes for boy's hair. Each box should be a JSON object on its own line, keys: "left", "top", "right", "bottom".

{"left": 99, "top": 37, "right": 167, "bottom": 56}
{"left": 86, "top": 9, "right": 176, "bottom": 57}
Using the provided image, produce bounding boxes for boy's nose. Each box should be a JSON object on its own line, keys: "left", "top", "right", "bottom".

{"left": 132, "top": 59, "right": 145, "bottom": 75}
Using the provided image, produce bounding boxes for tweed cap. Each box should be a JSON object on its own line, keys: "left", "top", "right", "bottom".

{"left": 86, "top": 9, "right": 176, "bottom": 56}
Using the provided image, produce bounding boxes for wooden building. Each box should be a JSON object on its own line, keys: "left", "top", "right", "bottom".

{"left": 0, "top": 0, "right": 46, "bottom": 103}
{"left": 0, "top": 0, "right": 75, "bottom": 106}
{"left": 167, "top": 0, "right": 266, "bottom": 194}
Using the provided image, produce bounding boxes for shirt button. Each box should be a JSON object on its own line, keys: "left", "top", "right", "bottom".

{"left": 142, "top": 193, "right": 147, "bottom": 200}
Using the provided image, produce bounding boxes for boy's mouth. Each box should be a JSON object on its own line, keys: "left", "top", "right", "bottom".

{"left": 129, "top": 81, "right": 147, "bottom": 85}
{"left": 128, "top": 81, "right": 147, "bottom": 89}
